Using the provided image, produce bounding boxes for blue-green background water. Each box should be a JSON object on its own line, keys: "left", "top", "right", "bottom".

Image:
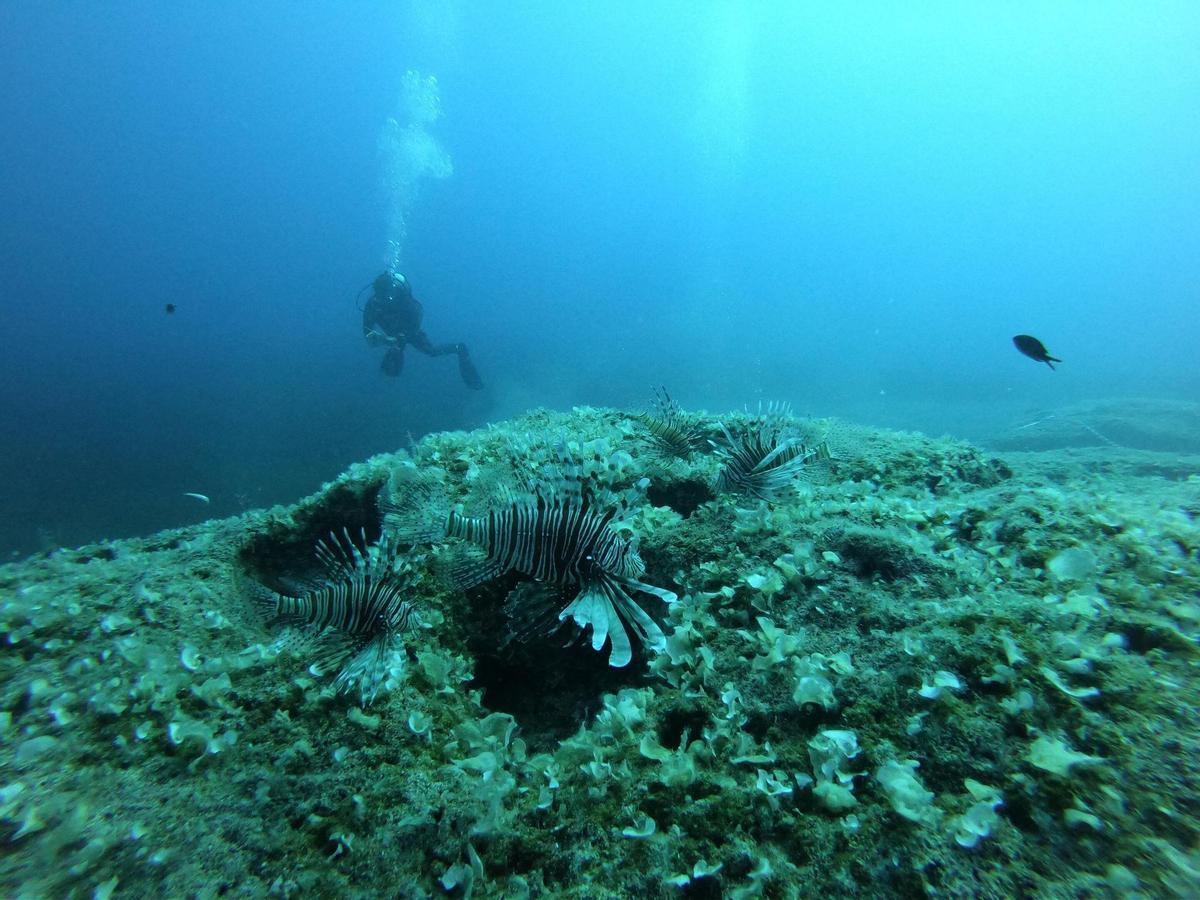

{"left": 1, "top": 2, "right": 1197, "bottom": 557}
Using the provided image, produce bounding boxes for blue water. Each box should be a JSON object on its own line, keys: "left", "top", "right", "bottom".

{"left": 2, "top": 2, "right": 1198, "bottom": 557}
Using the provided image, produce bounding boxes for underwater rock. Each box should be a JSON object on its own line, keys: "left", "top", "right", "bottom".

{"left": 2, "top": 405, "right": 1198, "bottom": 897}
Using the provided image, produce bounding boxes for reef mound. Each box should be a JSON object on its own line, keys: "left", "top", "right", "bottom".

{"left": 3, "top": 406, "right": 1199, "bottom": 898}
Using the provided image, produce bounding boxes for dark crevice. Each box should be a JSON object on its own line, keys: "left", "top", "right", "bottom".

{"left": 237, "top": 482, "right": 384, "bottom": 591}
{"left": 657, "top": 704, "right": 710, "bottom": 750}
{"left": 463, "top": 578, "right": 649, "bottom": 748}
{"left": 646, "top": 477, "right": 713, "bottom": 518}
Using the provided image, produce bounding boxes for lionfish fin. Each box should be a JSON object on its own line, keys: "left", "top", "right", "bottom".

{"left": 381, "top": 463, "right": 451, "bottom": 545}
{"left": 441, "top": 550, "right": 508, "bottom": 591}
{"left": 331, "top": 630, "right": 402, "bottom": 704}
{"left": 501, "top": 581, "right": 571, "bottom": 649}
{"left": 246, "top": 580, "right": 282, "bottom": 617}
{"left": 269, "top": 624, "right": 320, "bottom": 658}
{"left": 557, "top": 574, "right": 673, "bottom": 668}
{"left": 561, "top": 581, "right": 626, "bottom": 664}
{"left": 305, "top": 630, "right": 361, "bottom": 678}
{"left": 608, "top": 580, "right": 669, "bottom": 657}
{"left": 313, "top": 528, "right": 369, "bottom": 580}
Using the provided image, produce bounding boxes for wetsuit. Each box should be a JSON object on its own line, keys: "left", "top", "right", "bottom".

{"left": 362, "top": 276, "right": 483, "bottom": 389}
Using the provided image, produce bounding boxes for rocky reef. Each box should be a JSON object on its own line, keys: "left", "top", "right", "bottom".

{"left": 2, "top": 406, "right": 1199, "bottom": 898}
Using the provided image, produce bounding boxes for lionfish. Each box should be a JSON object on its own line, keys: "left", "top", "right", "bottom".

{"left": 385, "top": 462, "right": 676, "bottom": 667}
{"left": 254, "top": 529, "right": 420, "bottom": 704}
{"left": 712, "top": 405, "right": 832, "bottom": 501}
{"left": 638, "top": 387, "right": 707, "bottom": 459}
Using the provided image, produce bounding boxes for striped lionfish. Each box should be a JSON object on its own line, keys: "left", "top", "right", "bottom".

{"left": 638, "top": 386, "right": 707, "bottom": 459}
{"left": 712, "top": 405, "right": 832, "bottom": 502}
{"left": 254, "top": 529, "right": 420, "bottom": 705}
{"left": 386, "top": 464, "right": 676, "bottom": 667}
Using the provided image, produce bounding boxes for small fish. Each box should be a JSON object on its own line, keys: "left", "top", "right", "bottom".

{"left": 165, "top": 303, "right": 176, "bottom": 314}
{"left": 1012, "top": 334, "right": 1061, "bottom": 370}
{"left": 183, "top": 492, "right": 210, "bottom": 503}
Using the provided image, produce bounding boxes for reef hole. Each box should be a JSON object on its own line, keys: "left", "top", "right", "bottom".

{"left": 463, "top": 579, "right": 650, "bottom": 749}
{"left": 237, "top": 481, "right": 384, "bottom": 592}
{"left": 646, "top": 477, "right": 712, "bottom": 518}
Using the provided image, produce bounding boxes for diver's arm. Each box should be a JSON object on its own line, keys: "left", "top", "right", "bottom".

{"left": 363, "top": 299, "right": 399, "bottom": 347}
{"left": 365, "top": 328, "right": 398, "bottom": 347}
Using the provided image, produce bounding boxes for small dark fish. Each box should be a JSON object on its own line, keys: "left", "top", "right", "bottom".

{"left": 1012, "top": 334, "right": 1061, "bottom": 370}
{"left": 165, "top": 303, "right": 176, "bottom": 314}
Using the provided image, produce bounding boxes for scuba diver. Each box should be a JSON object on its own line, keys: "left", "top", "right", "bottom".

{"left": 361, "top": 271, "right": 483, "bottom": 390}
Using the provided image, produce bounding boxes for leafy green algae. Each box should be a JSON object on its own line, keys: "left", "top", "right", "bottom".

{"left": 2, "top": 406, "right": 1199, "bottom": 897}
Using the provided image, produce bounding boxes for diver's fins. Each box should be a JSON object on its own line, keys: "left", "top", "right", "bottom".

{"left": 458, "top": 350, "right": 483, "bottom": 390}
